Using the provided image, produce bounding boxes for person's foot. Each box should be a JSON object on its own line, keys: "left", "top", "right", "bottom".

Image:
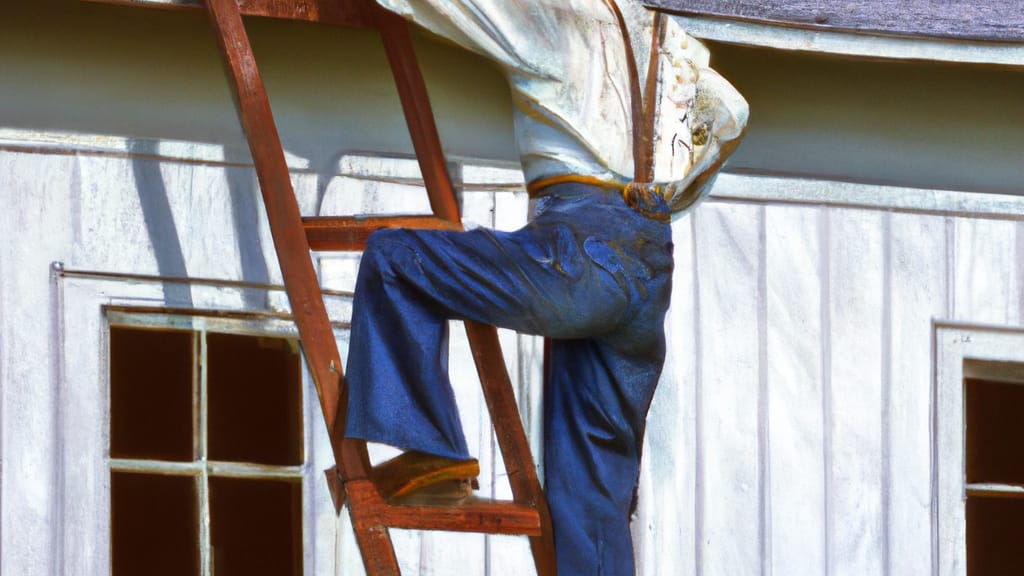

{"left": 372, "top": 451, "right": 480, "bottom": 503}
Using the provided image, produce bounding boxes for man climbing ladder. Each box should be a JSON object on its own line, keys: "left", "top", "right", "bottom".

{"left": 343, "top": 1, "right": 748, "bottom": 573}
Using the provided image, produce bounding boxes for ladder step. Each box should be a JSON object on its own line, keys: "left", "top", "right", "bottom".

{"left": 344, "top": 479, "right": 542, "bottom": 536}
{"left": 303, "top": 215, "right": 462, "bottom": 251}
{"left": 382, "top": 499, "right": 542, "bottom": 535}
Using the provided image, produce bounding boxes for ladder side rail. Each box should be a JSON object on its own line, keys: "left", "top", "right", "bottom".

{"left": 203, "top": 2, "right": 401, "bottom": 573}
{"left": 202, "top": 0, "right": 366, "bottom": 482}
{"left": 375, "top": 11, "right": 462, "bottom": 224}
{"left": 376, "top": 11, "right": 557, "bottom": 573}
{"left": 465, "top": 322, "right": 558, "bottom": 576}
{"left": 203, "top": 0, "right": 344, "bottom": 453}
{"left": 204, "top": 3, "right": 553, "bottom": 573}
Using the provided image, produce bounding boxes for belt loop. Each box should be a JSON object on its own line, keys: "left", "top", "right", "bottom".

{"left": 622, "top": 182, "right": 671, "bottom": 223}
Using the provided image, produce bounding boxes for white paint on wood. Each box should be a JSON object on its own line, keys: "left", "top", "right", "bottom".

{"left": 934, "top": 325, "right": 1024, "bottom": 576}
{"left": 59, "top": 279, "right": 115, "bottom": 576}
{"left": 635, "top": 213, "right": 699, "bottom": 576}
{"left": 765, "top": 205, "right": 826, "bottom": 575}
{"left": 0, "top": 152, "right": 75, "bottom": 576}
{"left": 8, "top": 134, "right": 1024, "bottom": 576}
{"left": 694, "top": 203, "right": 764, "bottom": 576}
{"left": 953, "top": 218, "right": 1021, "bottom": 325}
{"left": 713, "top": 173, "right": 1024, "bottom": 219}
{"left": 887, "top": 213, "right": 947, "bottom": 576}
{"left": 825, "top": 209, "right": 885, "bottom": 576}
{"left": 966, "top": 484, "right": 1024, "bottom": 496}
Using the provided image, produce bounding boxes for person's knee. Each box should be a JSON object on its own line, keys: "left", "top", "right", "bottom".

{"left": 361, "top": 228, "right": 420, "bottom": 281}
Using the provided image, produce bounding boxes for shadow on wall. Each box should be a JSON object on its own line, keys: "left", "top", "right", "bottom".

{"left": 223, "top": 147, "right": 272, "bottom": 309}
{"left": 130, "top": 139, "right": 194, "bottom": 307}
{"left": 127, "top": 139, "right": 279, "bottom": 306}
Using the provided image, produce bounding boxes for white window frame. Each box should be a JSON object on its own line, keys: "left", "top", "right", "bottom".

{"left": 933, "top": 322, "right": 1024, "bottom": 576}
{"left": 56, "top": 272, "right": 347, "bottom": 576}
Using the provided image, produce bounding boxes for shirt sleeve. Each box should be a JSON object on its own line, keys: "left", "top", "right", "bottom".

{"left": 650, "top": 18, "right": 749, "bottom": 216}
{"left": 374, "top": 0, "right": 568, "bottom": 77}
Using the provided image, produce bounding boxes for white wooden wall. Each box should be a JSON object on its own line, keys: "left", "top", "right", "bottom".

{"left": 635, "top": 175, "right": 1024, "bottom": 576}
{"left": 2, "top": 133, "right": 1024, "bottom": 575}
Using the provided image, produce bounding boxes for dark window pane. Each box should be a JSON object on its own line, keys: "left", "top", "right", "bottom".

{"left": 207, "top": 333, "right": 302, "bottom": 466}
{"left": 110, "top": 327, "right": 193, "bottom": 461}
{"left": 210, "top": 478, "right": 302, "bottom": 576}
{"left": 966, "top": 378, "right": 1024, "bottom": 484}
{"left": 112, "top": 472, "right": 199, "bottom": 576}
{"left": 967, "top": 496, "right": 1024, "bottom": 575}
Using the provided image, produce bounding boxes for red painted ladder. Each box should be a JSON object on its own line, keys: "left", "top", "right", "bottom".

{"left": 91, "top": 0, "right": 557, "bottom": 573}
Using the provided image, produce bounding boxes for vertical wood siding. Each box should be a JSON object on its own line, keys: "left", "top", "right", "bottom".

{"left": 828, "top": 209, "right": 886, "bottom": 576}
{"left": 765, "top": 205, "right": 825, "bottom": 576}
{"left": 639, "top": 182, "right": 1024, "bottom": 576}
{"left": 4, "top": 141, "right": 1024, "bottom": 575}
{"left": 693, "top": 203, "right": 764, "bottom": 576}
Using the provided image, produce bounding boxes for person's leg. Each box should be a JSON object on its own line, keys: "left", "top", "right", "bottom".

{"left": 344, "top": 219, "right": 631, "bottom": 459}
{"left": 532, "top": 184, "right": 674, "bottom": 574}
{"left": 345, "top": 183, "right": 674, "bottom": 574}
{"left": 543, "top": 293, "right": 670, "bottom": 575}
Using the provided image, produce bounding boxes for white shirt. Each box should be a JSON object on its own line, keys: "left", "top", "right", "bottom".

{"left": 376, "top": 0, "right": 748, "bottom": 215}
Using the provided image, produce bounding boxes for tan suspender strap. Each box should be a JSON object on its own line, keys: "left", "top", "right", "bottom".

{"left": 606, "top": 0, "right": 645, "bottom": 183}
{"left": 607, "top": 0, "right": 660, "bottom": 185}
{"left": 641, "top": 12, "right": 663, "bottom": 184}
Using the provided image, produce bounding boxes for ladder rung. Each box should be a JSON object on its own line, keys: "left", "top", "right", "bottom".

{"left": 303, "top": 215, "right": 462, "bottom": 251}
{"left": 382, "top": 499, "right": 542, "bottom": 536}
{"left": 344, "top": 479, "right": 542, "bottom": 536}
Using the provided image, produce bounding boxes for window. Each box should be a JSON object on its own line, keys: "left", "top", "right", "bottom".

{"left": 935, "top": 327, "right": 1024, "bottom": 576}
{"left": 964, "top": 373, "right": 1024, "bottom": 574}
{"left": 109, "top": 325, "right": 303, "bottom": 576}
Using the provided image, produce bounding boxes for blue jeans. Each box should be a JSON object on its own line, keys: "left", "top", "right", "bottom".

{"left": 345, "top": 182, "right": 673, "bottom": 575}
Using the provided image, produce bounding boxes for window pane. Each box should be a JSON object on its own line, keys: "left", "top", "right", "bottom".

{"left": 966, "top": 378, "right": 1024, "bottom": 484}
{"left": 967, "top": 496, "right": 1024, "bottom": 575}
{"left": 210, "top": 478, "right": 302, "bottom": 576}
{"left": 207, "top": 333, "right": 302, "bottom": 466}
{"left": 112, "top": 472, "right": 199, "bottom": 576}
{"left": 110, "top": 327, "right": 193, "bottom": 461}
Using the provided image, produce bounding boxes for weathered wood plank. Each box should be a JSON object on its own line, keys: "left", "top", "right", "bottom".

{"left": 303, "top": 215, "right": 461, "bottom": 252}
{"left": 694, "top": 202, "right": 763, "bottom": 576}
{"left": 0, "top": 152, "right": 73, "bottom": 576}
{"left": 765, "top": 205, "right": 825, "bottom": 575}
{"left": 888, "top": 213, "right": 947, "bottom": 576}
{"left": 644, "top": 0, "right": 1024, "bottom": 43}
{"left": 954, "top": 218, "right": 1021, "bottom": 325}
{"left": 827, "top": 209, "right": 885, "bottom": 576}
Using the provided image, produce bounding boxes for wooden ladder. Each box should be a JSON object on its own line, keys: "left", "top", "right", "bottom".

{"left": 92, "top": 0, "right": 557, "bottom": 573}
